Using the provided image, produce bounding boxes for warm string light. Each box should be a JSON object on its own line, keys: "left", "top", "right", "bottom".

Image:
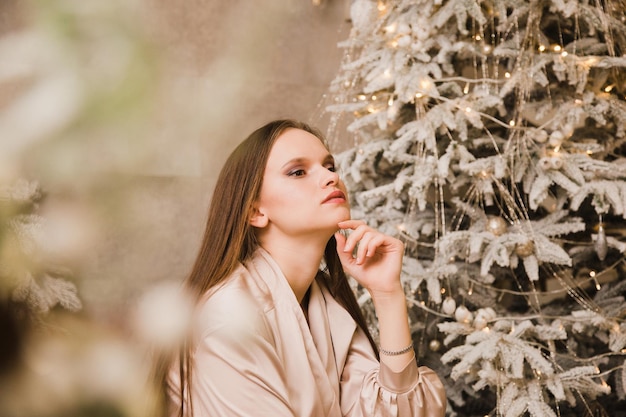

{"left": 457, "top": 265, "right": 619, "bottom": 300}
{"left": 589, "top": 270, "right": 602, "bottom": 290}
{"left": 377, "top": 1, "right": 387, "bottom": 13}
{"left": 384, "top": 22, "right": 397, "bottom": 33}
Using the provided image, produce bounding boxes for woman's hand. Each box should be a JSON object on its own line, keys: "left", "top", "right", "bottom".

{"left": 334, "top": 220, "right": 404, "bottom": 296}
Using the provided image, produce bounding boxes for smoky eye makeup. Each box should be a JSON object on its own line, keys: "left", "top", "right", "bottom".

{"left": 287, "top": 167, "right": 306, "bottom": 177}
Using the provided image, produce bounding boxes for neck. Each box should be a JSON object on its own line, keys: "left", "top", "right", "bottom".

{"left": 259, "top": 236, "right": 328, "bottom": 302}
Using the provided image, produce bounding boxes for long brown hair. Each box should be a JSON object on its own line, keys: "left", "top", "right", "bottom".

{"left": 156, "top": 119, "right": 378, "bottom": 417}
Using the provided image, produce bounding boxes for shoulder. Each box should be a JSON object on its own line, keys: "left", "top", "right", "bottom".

{"left": 194, "top": 263, "right": 273, "bottom": 340}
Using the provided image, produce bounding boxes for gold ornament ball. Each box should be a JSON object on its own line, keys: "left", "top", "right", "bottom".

{"left": 486, "top": 216, "right": 508, "bottom": 236}
{"left": 429, "top": 339, "right": 441, "bottom": 352}
{"left": 515, "top": 240, "right": 535, "bottom": 257}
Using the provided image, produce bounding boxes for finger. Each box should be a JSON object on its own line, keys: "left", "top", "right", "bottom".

{"left": 337, "top": 219, "right": 367, "bottom": 231}
{"left": 355, "top": 232, "right": 375, "bottom": 264}
{"left": 334, "top": 232, "right": 356, "bottom": 268}
{"left": 342, "top": 225, "right": 371, "bottom": 253}
{"left": 364, "top": 234, "right": 387, "bottom": 259}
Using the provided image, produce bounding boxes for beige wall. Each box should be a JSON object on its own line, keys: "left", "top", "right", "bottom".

{"left": 79, "top": 0, "right": 354, "bottom": 321}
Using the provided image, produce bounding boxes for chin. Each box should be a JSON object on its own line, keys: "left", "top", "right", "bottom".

{"left": 335, "top": 207, "right": 351, "bottom": 223}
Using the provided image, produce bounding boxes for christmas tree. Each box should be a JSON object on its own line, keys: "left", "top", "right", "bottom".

{"left": 323, "top": 0, "right": 626, "bottom": 415}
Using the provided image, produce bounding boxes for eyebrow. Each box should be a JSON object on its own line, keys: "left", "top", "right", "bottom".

{"left": 280, "top": 154, "right": 335, "bottom": 169}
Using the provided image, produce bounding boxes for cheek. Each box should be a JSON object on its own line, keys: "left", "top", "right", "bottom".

{"left": 261, "top": 184, "right": 300, "bottom": 208}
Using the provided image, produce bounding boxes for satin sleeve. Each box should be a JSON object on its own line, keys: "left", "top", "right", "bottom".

{"left": 183, "top": 291, "right": 297, "bottom": 417}
{"left": 339, "top": 327, "right": 447, "bottom": 417}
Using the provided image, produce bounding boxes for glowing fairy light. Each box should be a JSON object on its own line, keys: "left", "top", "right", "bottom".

{"left": 504, "top": 72, "right": 511, "bottom": 78}
{"left": 590, "top": 271, "right": 601, "bottom": 290}
{"left": 605, "top": 85, "right": 615, "bottom": 92}
{"left": 553, "top": 45, "right": 562, "bottom": 52}
{"left": 384, "top": 22, "right": 397, "bottom": 33}
{"left": 538, "top": 45, "right": 546, "bottom": 52}
{"left": 358, "top": 94, "right": 367, "bottom": 100}
{"left": 561, "top": 51, "right": 568, "bottom": 57}
{"left": 509, "top": 120, "right": 516, "bottom": 126}
{"left": 419, "top": 78, "right": 433, "bottom": 90}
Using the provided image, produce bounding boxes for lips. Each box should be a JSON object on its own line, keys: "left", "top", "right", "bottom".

{"left": 322, "top": 190, "right": 346, "bottom": 204}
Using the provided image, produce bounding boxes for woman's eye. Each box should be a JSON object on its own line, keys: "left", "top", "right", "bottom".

{"left": 326, "top": 165, "right": 336, "bottom": 172}
{"left": 288, "top": 169, "right": 306, "bottom": 177}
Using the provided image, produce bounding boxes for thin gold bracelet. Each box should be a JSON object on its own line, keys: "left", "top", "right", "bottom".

{"left": 379, "top": 343, "right": 414, "bottom": 356}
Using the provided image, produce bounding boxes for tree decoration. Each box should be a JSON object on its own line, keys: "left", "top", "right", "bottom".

{"left": 324, "top": 0, "right": 626, "bottom": 415}
{"left": 595, "top": 223, "right": 608, "bottom": 261}
{"left": 486, "top": 216, "right": 508, "bottom": 236}
{"left": 429, "top": 339, "right": 442, "bottom": 352}
{"left": 514, "top": 239, "right": 535, "bottom": 257}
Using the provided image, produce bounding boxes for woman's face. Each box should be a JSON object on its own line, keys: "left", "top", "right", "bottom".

{"left": 252, "top": 128, "right": 350, "bottom": 239}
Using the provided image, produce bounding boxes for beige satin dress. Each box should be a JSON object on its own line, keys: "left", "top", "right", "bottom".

{"left": 167, "top": 248, "right": 446, "bottom": 417}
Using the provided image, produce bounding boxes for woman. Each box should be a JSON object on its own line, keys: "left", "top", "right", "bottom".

{"left": 161, "top": 120, "right": 446, "bottom": 417}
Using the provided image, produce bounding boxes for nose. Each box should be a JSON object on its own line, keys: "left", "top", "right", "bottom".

{"left": 321, "top": 168, "right": 339, "bottom": 188}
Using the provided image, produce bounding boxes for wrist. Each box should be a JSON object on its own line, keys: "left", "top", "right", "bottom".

{"left": 368, "top": 286, "right": 406, "bottom": 312}
{"left": 367, "top": 285, "right": 405, "bottom": 302}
